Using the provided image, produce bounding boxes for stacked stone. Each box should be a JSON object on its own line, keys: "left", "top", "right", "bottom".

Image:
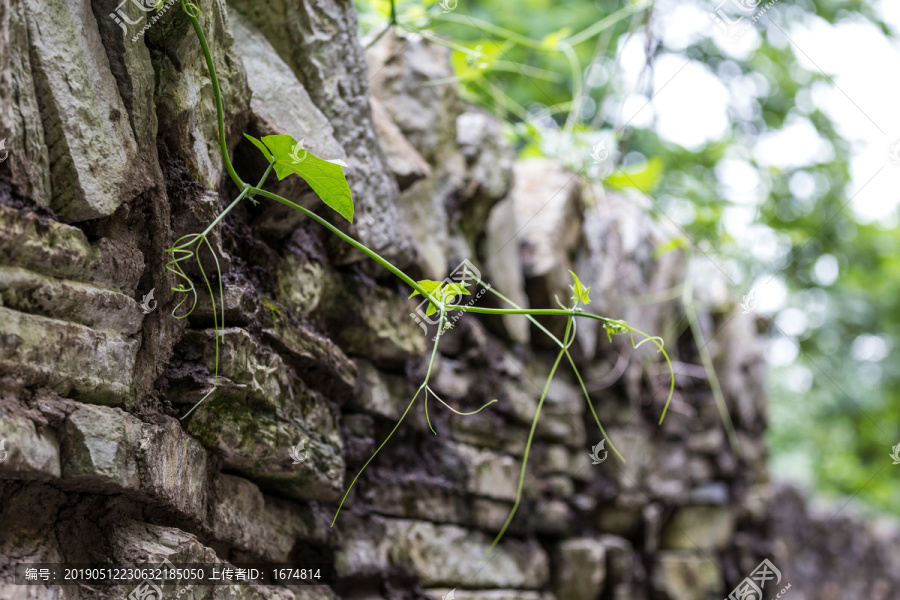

{"left": 1, "top": 1, "right": 895, "bottom": 600}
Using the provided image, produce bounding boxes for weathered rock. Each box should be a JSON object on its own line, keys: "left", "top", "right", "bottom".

{"left": 472, "top": 497, "right": 516, "bottom": 531}
{"left": 230, "top": 8, "right": 348, "bottom": 239}
{"left": 0, "top": 307, "right": 139, "bottom": 402}
{"left": 456, "top": 109, "right": 514, "bottom": 245}
{"left": 584, "top": 188, "right": 685, "bottom": 359}
{"left": 540, "top": 375, "right": 588, "bottom": 446}
{"left": 454, "top": 443, "right": 520, "bottom": 502}
{"left": 603, "top": 425, "right": 657, "bottom": 491}
{"left": 178, "top": 328, "right": 344, "bottom": 501}
{"left": 543, "top": 474, "right": 576, "bottom": 497}
{"left": 537, "top": 443, "right": 592, "bottom": 481}
{"left": 510, "top": 159, "right": 584, "bottom": 315}
{"left": 228, "top": 0, "right": 416, "bottom": 268}
{"left": 359, "top": 478, "right": 468, "bottom": 526}
{"left": 0, "top": 0, "right": 51, "bottom": 205}
{"left": 554, "top": 539, "right": 606, "bottom": 600}
{"left": 171, "top": 189, "right": 233, "bottom": 276}
{"left": 22, "top": 0, "right": 151, "bottom": 221}
{"left": 650, "top": 552, "right": 723, "bottom": 600}
{"left": 660, "top": 505, "right": 735, "bottom": 551}
{"left": 366, "top": 31, "right": 467, "bottom": 278}
{"left": 687, "top": 482, "right": 729, "bottom": 505}
{"left": 209, "top": 473, "right": 336, "bottom": 560}
{"left": 277, "top": 253, "right": 328, "bottom": 316}
{"left": 645, "top": 444, "right": 688, "bottom": 501}
{"left": 0, "top": 408, "right": 60, "bottom": 480}
{"left": 262, "top": 319, "right": 358, "bottom": 399}
{"left": 483, "top": 197, "right": 530, "bottom": 344}
{"left": 138, "top": 417, "right": 210, "bottom": 519}
{"left": 90, "top": 0, "right": 159, "bottom": 155}
{"left": 190, "top": 275, "right": 260, "bottom": 327}
{"left": 335, "top": 516, "right": 549, "bottom": 589}
{"left": 534, "top": 499, "right": 574, "bottom": 535}
{"left": 230, "top": 10, "right": 343, "bottom": 163}
{"left": 596, "top": 504, "right": 643, "bottom": 537}
{"left": 597, "top": 535, "right": 638, "bottom": 600}
{"left": 371, "top": 95, "right": 430, "bottom": 191}
{"left": 110, "top": 519, "right": 332, "bottom": 600}
{"left": 350, "top": 361, "right": 410, "bottom": 419}
{"left": 318, "top": 274, "right": 426, "bottom": 366}
{"left": 505, "top": 367, "right": 587, "bottom": 447}
{"left": 718, "top": 310, "right": 767, "bottom": 431}
{"left": 60, "top": 402, "right": 208, "bottom": 519}
{"left": 426, "top": 591, "right": 555, "bottom": 600}
{"left": 152, "top": 0, "right": 250, "bottom": 190}
{"left": 0, "top": 205, "right": 144, "bottom": 294}
{"left": 449, "top": 408, "right": 524, "bottom": 457}
{"left": 366, "top": 32, "right": 464, "bottom": 164}
{"left": 0, "top": 266, "right": 144, "bottom": 333}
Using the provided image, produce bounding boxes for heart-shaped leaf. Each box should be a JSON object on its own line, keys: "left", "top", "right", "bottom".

{"left": 246, "top": 134, "right": 354, "bottom": 223}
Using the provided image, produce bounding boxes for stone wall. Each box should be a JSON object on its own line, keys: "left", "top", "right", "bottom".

{"left": 0, "top": 1, "right": 897, "bottom": 600}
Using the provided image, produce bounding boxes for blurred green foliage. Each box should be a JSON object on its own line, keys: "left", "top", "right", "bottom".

{"left": 353, "top": 0, "right": 900, "bottom": 516}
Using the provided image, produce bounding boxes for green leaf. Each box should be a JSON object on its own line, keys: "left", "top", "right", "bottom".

{"left": 411, "top": 280, "right": 472, "bottom": 316}
{"left": 444, "top": 283, "right": 471, "bottom": 295}
{"left": 410, "top": 280, "right": 443, "bottom": 299}
{"left": 569, "top": 270, "right": 591, "bottom": 306}
{"left": 244, "top": 133, "right": 273, "bottom": 162}
{"left": 442, "top": 282, "right": 471, "bottom": 305}
{"left": 260, "top": 134, "right": 354, "bottom": 223}
{"left": 411, "top": 280, "right": 444, "bottom": 316}
{"left": 653, "top": 237, "right": 688, "bottom": 258}
{"left": 604, "top": 157, "right": 665, "bottom": 194}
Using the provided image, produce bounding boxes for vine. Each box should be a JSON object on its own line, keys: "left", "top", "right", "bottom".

{"left": 171, "top": 0, "right": 674, "bottom": 552}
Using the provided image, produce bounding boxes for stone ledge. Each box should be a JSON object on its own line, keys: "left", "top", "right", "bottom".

{"left": 0, "top": 266, "right": 144, "bottom": 334}
{"left": 335, "top": 515, "right": 549, "bottom": 589}
{"left": 209, "top": 473, "right": 338, "bottom": 561}
{"left": 0, "top": 409, "right": 60, "bottom": 480}
{"left": 0, "top": 306, "right": 139, "bottom": 402}
{"left": 58, "top": 402, "right": 208, "bottom": 520}
{"left": 0, "top": 205, "right": 143, "bottom": 294}
{"left": 174, "top": 328, "right": 345, "bottom": 501}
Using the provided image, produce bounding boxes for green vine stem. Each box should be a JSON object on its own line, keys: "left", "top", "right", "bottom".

{"left": 488, "top": 313, "right": 576, "bottom": 553}
{"left": 175, "top": 1, "right": 676, "bottom": 549}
